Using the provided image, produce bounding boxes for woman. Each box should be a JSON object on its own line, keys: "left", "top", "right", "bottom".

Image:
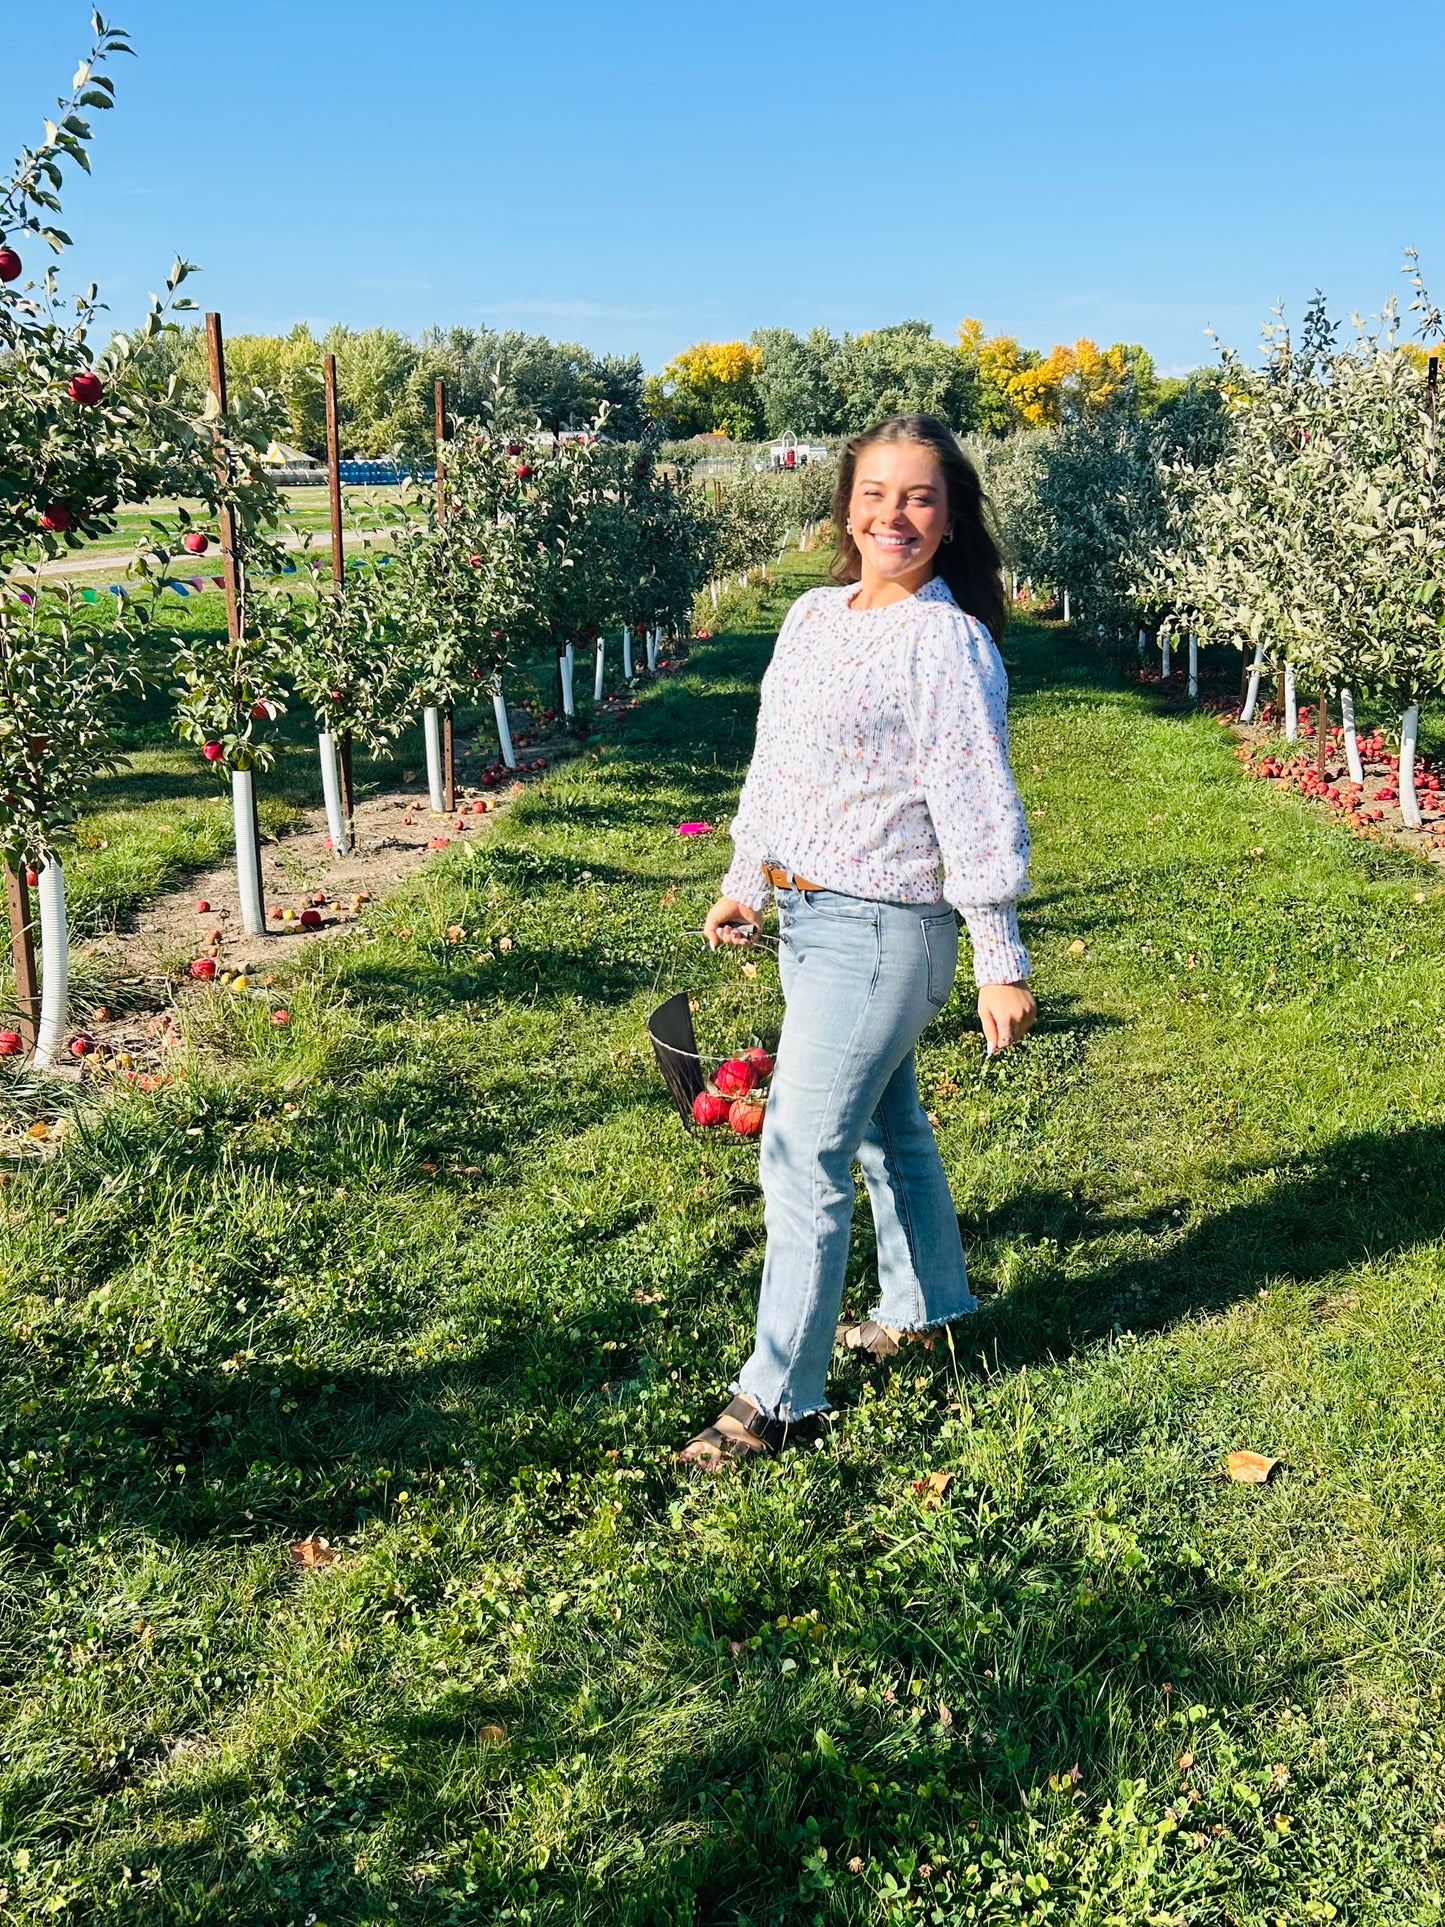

{"left": 680, "top": 414, "right": 1036, "bottom": 1468}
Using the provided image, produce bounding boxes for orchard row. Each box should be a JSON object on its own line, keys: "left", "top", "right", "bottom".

{"left": 985, "top": 270, "right": 1445, "bottom": 825}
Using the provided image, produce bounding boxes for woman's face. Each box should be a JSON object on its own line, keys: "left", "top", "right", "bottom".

{"left": 848, "top": 442, "right": 951, "bottom": 589}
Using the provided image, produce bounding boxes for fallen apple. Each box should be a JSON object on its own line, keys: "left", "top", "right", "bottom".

{"left": 271, "top": 1009, "right": 290, "bottom": 1025}
{"left": 69, "top": 1034, "right": 95, "bottom": 1058}
{"left": 299, "top": 908, "right": 322, "bottom": 929}
{"left": 195, "top": 899, "right": 210, "bottom": 913}
{"left": 0, "top": 1031, "right": 22, "bottom": 1056}
{"left": 190, "top": 956, "right": 217, "bottom": 979}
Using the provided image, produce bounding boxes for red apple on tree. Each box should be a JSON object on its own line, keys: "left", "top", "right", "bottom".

{"left": 39, "top": 504, "right": 73, "bottom": 532}
{"left": 0, "top": 246, "right": 21, "bottom": 282}
{"left": 183, "top": 530, "right": 209, "bottom": 554}
{"left": 202, "top": 741, "right": 225, "bottom": 762}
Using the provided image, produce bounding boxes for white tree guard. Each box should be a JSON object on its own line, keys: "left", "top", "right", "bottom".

{"left": 709, "top": 581, "right": 719, "bottom": 608}
{"left": 1161, "top": 634, "right": 1172, "bottom": 679}
{"left": 559, "top": 647, "right": 575, "bottom": 719}
{"left": 1062, "top": 589, "right": 1071, "bottom": 623}
{"left": 33, "top": 859, "right": 67, "bottom": 1072}
{"left": 646, "top": 626, "right": 658, "bottom": 673}
{"left": 1400, "top": 702, "right": 1423, "bottom": 827}
{"left": 231, "top": 768, "right": 266, "bottom": 936}
{"left": 492, "top": 684, "right": 516, "bottom": 769}
{"left": 1340, "top": 687, "right": 1364, "bottom": 785}
{"left": 1187, "top": 634, "right": 1199, "bottom": 698}
{"left": 318, "top": 730, "right": 348, "bottom": 854}
{"left": 622, "top": 625, "right": 633, "bottom": 680}
{"left": 593, "top": 636, "right": 606, "bottom": 703}
{"left": 1138, "top": 627, "right": 1147, "bottom": 660}
{"left": 1240, "top": 641, "right": 1264, "bottom": 723}
{"left": 1284, "top": 664, "right": 1298, "bottom": 740}
{"left": 423, "top": 707, "right": 446, "bottom": 811}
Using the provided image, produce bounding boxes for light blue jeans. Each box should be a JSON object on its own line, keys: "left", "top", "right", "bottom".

{"left": 732, "top": 887, "right": 977, "bottom": 1420}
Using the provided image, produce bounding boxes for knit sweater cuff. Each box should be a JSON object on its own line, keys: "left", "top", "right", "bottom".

{"left": 720, "top": 852, "right": 771, "bottom": 915}
{"left": 961, "top": 903, "right": 1030, "bottom": 987}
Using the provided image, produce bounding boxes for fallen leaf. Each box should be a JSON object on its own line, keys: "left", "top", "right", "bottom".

{"left": 937, "top": 1701, "right": 953, "bottom": 1727}
{"left": 477, "top": 1724, "right": 508, "bottom": 1747}
{"left": 740, "top": 960, "right": 759, "bottom": 978}
{"left": 1067, "top": 939, "right": 1088, "bottom": 955}
{"left": 1226, "top": 1450, "right": 1279, "bottom": 1484}
{"left": 288, "top": 1533, "right": 339, "bottom": 1569}
{"left": 498, "top": 936, "right": 513, "bottom": 952}
{"left": 446, "top": 924, "right": 466, "bottom": 942}
{"left": 910, "top": 1469, "right": 955, "bottom": 1510}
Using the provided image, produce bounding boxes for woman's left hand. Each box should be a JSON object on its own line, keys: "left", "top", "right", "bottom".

{"left": 978, "top": 982, "right": 1036, "bottom": 1054}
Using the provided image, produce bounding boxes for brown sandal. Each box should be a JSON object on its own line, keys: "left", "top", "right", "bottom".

{"left": 677, "top": 1396, "right": 820, "bottom": 1470}
{"left": 835, "top": 1318, "right": 942, "bottom": 1362}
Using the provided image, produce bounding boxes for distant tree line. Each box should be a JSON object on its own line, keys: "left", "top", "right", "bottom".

{"left": 136, "top": 315, "right": 1189, "bottom": 462}
{"left": 645, "top": 320, "right": 1187, "bottom": 441}
{"left": 140, "top": 323, "right": 649, "bottom": 463}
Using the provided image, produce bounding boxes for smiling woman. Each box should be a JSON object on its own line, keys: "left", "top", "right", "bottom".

{"left": 684, "top": 414, "right": 1037, "bottom": 1467}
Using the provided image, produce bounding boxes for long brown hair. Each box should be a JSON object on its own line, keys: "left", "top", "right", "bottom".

{"left": 829, "top": 414, "right": 1007, "bottom": 642}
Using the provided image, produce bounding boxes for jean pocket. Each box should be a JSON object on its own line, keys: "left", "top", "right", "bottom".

{"left": 920, "top": 914, "right": 957, "bottom": 1009}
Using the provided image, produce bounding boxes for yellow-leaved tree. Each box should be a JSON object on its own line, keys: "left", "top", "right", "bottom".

{"left": 644, "top": 341, "right": 763, "bottom": 439}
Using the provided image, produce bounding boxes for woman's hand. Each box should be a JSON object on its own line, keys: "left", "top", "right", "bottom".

{"left": 978, "top": 982, "right": 1036, "bottom": 1054}
{"left": 704, "top": 896, "right": 762, "bottom": 949}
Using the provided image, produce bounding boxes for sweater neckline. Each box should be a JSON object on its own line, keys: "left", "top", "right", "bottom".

{"left": 840, "top": 575, "right": 956, "bottom": 615}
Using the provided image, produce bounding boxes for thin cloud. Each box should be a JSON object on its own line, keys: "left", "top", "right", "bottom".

{"left": 484, "top": 298, "right": 676, "bottom": 322}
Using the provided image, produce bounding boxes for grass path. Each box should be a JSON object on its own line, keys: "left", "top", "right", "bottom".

{"left": 3, "top": 557, "right": 1445, "bottom": 1923}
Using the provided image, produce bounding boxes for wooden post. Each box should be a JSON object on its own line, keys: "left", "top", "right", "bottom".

{"left": 206, "top": 311, "right": 266, "bottom": 933}
{"left": 1315, "top": 692, "right": 1329, "bottom": 777}
{"left": 324, "top": 353, "right": 344, "bottom": 590}
{"left": 435, "top": 377, "right": 456, "bottom": 812}
{"left": 205, "top": 313, "right": 243, "bottom": 646}
{"left": 323, "top": 355, "right": 356, "bottom": 846}
{"left": 5, "top": 864, "right": 39, "bottom": 1047}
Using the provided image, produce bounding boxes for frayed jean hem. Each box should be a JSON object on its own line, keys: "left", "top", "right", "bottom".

{"left": 862, "top": 1302, "right": 979, "bottom": 1334}
{"left": 728, "top": 1381, "right": 833, "bottom": 1425}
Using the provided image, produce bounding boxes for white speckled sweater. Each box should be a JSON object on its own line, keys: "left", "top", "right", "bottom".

{"left": 720, "top": 576, "right": 1031, "bottom": 985}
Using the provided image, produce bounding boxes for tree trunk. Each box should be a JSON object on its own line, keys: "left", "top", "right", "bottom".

{"left": 1400, "top": 702, "right": 1423, "bottom": 827}
{"left": 1161, "top": 632, "right": 1172, "bottom": 680}
{"left": 1340, "top": 688, "right": 1363, "bottom": 785}
{"left": 1138, "top": 626, "right": 1147, "bottom": 661}
{"left": 5, "top": 863, "right": 38, "bottom": 1049}
{"left": 423, "top": 706, "right": 446, "bottom": 811}
{"left": 1187, "top": 634, "right": 1199, "bottom": 699}
{"left": 1284, "top": 664, "right": 1298, "bottom": 740}
{"left": 1240, "top": 641, "right": 1264, "bottom": 724}
{"left": 340, "top": 731, "right": 355, "bottom": 850}
{"left": 492, "top": 680, "right": 517, "bottom": 769}
{"left": 319, "top": 729, "right": 348, "bottom": 854}
{"left": 32, "top": 860, "right": 66, "bottom": 1071}
{"left": 442, "top": 707, "right": 456, "bottom": 814}
{"left": 1314, "top": 693, "right": 1329, "bottom": 777}
{"left": 232, "top": 769, "right": 267, "bottom": 935}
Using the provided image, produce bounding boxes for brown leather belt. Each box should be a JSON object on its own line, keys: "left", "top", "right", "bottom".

{"left": 763, "top": 863, "right": 824, "bottom": 894}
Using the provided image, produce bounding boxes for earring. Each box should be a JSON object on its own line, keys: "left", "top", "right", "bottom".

{"left": 845, "top": 520, "right": 853, "bottom": 534}
{"left": 942, "top": 528, "right": 954, "bottom": 544}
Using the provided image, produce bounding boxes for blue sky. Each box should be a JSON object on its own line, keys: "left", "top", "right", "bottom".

{"left": 5, "top": 0, "right": 1443, "bottom": 376}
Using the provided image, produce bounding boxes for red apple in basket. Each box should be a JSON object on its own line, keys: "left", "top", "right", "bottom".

{"left": 692, "top": 1091, "right": 731, "bottom": 1127}
{"left": 741, "top": 1047, "right": 774, "bottom": 1080}
{"left": 714, "top": 1057, "right": 756, "bottom": 1098}
{"left": 728, "top": 1096, "right": 766, "bottom": 1136}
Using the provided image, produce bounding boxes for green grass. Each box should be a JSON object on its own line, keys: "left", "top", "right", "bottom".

{"left": 3, "top": 554, "right": 1445, "bottom": 1922}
